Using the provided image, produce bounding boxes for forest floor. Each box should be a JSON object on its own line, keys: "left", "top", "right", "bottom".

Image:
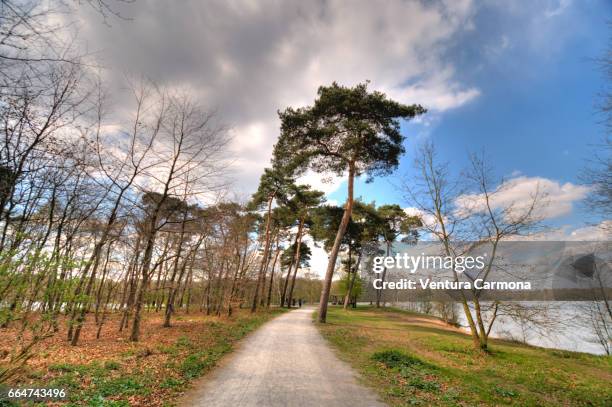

{"left": 317, "top": 306, "right": 612, "bottom": 407}
{"left": 1, "top": 308, "right": 285, "bottom": 406}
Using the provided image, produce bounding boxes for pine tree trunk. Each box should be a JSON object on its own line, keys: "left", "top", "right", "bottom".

{"left": 251, "top": 196, "right": 273, "bottom": 312}
{"left": 318, "top": 162, "right": 355, "bottom": 323}
{"left": 376, "top": 241, "right": 391, "bottom": 308}
{"left": 281, "top": 227, "right": 300, "bottom": 307}
{"left": 266, "top": 238, "right": 281, "bottom": 307}
{"left": 287, "top": 217, "right": 305, "bottom": 308}
{"left": 344, "top": 251, "right": 361, "bottom": 310}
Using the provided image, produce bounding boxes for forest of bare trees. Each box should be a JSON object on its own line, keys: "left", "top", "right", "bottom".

{"left": 0, "top": 0, "right": 326, "bottom": 382}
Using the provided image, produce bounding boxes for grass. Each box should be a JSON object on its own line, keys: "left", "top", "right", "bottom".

{"left": 1, "top": 308, "right": 285, "bottom": 406}
{"left": 317, "top": 306, "right": 612, "bottom": 407}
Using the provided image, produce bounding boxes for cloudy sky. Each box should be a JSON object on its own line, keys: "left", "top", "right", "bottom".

{"left": 73, "top": 0, "right": 610, "bottom": 271}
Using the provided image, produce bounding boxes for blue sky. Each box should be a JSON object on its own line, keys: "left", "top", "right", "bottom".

{"left": 328, "top": 0, "right": 610, "bottom": 234}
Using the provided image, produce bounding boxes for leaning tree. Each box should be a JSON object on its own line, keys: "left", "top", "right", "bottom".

{"left": 275, "top": 82, "right": 425, "bottom": 322}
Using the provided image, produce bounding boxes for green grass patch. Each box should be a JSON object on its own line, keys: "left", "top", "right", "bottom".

{"left": 160, "top": 377, "right": 185, "bottom": 389}
{"left": 92, "top": 375, "right": 151, "bottom": 397}
{"left": 318, "top": 305, "right": 612, "bottom": 407}
{"left": 372, "top": 349, "right": 427, "bottom": 369}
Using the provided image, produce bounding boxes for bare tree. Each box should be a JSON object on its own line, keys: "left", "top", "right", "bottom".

{"left": 404, "top": 143, "right": 545, "bottom": 351}
{"left": 128, "top": 94, "right": 228, "bottom": 341}
{"left": 68, "top": 80, "right": 161, "bottom": 345}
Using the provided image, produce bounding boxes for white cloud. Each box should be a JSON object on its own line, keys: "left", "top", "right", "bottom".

{"left": 545, "top": 0, "right": 572, "bottom": 18}
{"left": 399, "top": 85, "right": 480, "bottom": 112}
{"left": 567, "top": 221, "right": 611, "bottom": 241}
{"left": 303, "top": 235, "right": 331, "bottom": 279}
{"left": 403, "top": 207, "right": 438, "bottom": 230}
{"left": 72, "top": 0, "right": 479, "bottom": 195}
{"left": 297, "top": 171, "right": 346, "bottom": 197}
{"left": 393, "top": 67, "right": 481, "bottom": 111}
{"left": 515, "top": 221, "right": 611, "bottom": 241}
{"left": 455, "top": 176, "right": 591, "bottom": 221}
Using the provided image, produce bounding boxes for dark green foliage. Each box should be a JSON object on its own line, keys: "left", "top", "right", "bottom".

{"left": 310, "top": 201, "right": 379, "bottom": 251}
{"left": 180, "top": 343, "right": 232, "bottom": 379}
{"left": 494, "top": 387, "right": 519, "bottom": 398}
{"left": 275, "top": 82, "right": 426, "bottom": 178}
{"left": 409, "top": 376, "right": 441, "bottom": 392}
{"left": 337, "top": 271, "right": 363, "bottom": 298}
{"left": 0, "top": 165, "right": 16, "bottom": 203}
{"left": 285, "top": 184, "right": 326, "bottom": 216}
{"left": 310, "top": 205, "right": 346, "bottom": 251}
{"left": 377, "top": 204, "right": 422, "bottom": 244}
{"left": 175, "top": 336, "right": 192, "bottom": 348}
{"left": 49, "top": 363, "right": 90, "bottom": 374}
{"left": 371, "top": 350, "right": 441, "bottom": 394}
{"left": 140, "top": 191, "right": 199, "bottom": 229}
{"left": 276, "top": 82, "right": 425, "bottom": 322}
{"left": 281, "top": 242, "right": 312, "bottom": 269}
{"left": 249, "top": 167, "right": 295, "bottom": 209}
{"left": 371, "top": 350, "right": 425, "bottom": 369}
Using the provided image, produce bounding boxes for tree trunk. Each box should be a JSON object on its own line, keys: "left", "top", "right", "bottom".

{"left": 70, "top": 241, "right": 109, "bottom": 346}
{"left": 94, "top": 245, "right": 113, "bottom": 323}
{"left": 129, "top": 227, "right": 157, "bottom": 342}
{"left": 259, "top": 236, "right": 274, "bottom": 307}
{"left": 287, "top": 217, "right": 305, "bottom": 309}
{"left": 163, "top": 213, "right": 189, "bottom": 327}
{"left": 251, "top": 196, "right": 273, "bottom": 312}
{"left": 376, "top": 241, "right": 391, "bottom": 308}
{"left": 266, "top": 238, "right": 281, "bottom": 307}
{"left": 318, "top": 162, "right": 355, "bottom": 323}
{"left": 344, "top": 251, "right": 361, "bottom": 310}
{"left": 281, "top": 227, "right": 301, "bottom": 307}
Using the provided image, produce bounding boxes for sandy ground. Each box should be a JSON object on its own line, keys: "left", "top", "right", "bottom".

{"left": 180, "top": 307, "right": 386, "bottom": 407}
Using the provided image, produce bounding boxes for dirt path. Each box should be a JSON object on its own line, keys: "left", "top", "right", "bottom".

{"left": 181, "top": 307, "right": 385, "bottom": 407}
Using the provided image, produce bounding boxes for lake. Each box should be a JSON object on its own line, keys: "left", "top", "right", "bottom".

{"left": 394, "top": 301, "right": 609, "bottom": 355}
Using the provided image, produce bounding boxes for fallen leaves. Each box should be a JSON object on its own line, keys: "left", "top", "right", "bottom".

{"left": 1, "top": 309, "right": 282, "bottom": 406}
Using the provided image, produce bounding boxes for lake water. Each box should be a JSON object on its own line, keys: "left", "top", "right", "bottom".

{"left": 394, "top": 301, "right": 609, "bottom": 355}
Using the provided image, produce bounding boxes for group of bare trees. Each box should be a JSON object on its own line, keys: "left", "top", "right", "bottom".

{"left": 0, "top": 64, "right": 256, "bottom": 377}
{"left": 0, "top": 0, "right": 296, "bottom": 382}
